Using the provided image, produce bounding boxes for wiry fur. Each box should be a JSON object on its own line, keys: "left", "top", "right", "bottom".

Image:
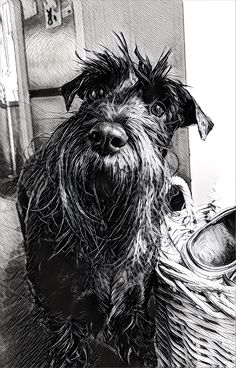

{"left": 17, "top": 34, "right": 213, "bottom": 367}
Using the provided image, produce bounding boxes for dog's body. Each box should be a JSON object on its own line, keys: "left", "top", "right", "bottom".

{"left": 17, "top": 35, "right": 213, "bottom": 367}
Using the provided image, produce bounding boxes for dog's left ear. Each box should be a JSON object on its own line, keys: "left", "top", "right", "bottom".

{"left": 61, "top": 74, "right": 84, "bottom": 111}
{"left": 176, "top": 85, "right": 214, "bottom": 140}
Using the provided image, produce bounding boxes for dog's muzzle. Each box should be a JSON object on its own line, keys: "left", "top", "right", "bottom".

{"left": 89, "top": 122, "right": 128, "bottom": 154}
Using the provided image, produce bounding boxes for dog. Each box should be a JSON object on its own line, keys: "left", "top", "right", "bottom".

{"left": 17, "top": 34, "right": 213, "bottom": 367}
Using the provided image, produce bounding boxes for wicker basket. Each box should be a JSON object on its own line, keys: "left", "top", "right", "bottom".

{"left": 155, "top": 178, "right": 236, "bottom": 368}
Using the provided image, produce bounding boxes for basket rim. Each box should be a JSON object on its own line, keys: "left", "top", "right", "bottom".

{"left": 181, "top": 206, "right": 236, "bottom": 279}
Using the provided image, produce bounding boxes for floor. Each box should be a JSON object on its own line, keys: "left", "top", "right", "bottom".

{"left": 0, "top": 194, "right": 47, "bottom": 368}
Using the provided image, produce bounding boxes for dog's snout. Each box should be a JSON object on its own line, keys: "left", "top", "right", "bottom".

{"left": 89, "top": 122, "right": 128, "bottom": 154}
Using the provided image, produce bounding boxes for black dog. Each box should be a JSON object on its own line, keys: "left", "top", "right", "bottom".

{"left": 17, "top": 34, "right": 213, "bottom": 367}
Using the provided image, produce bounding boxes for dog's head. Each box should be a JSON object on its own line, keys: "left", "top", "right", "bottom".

{"left": 60, "top": 34, "right": 213, "bottom": 199}
{"left": 62, "top": 34, "right": 213, "bottom": 143}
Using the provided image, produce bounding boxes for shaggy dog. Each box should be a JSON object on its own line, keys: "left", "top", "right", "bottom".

{"left": 17, "top": 34, "right": 213, "bottom": 367}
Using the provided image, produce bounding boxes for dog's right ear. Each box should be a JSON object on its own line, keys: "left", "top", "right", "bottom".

{"left": 174, "top": 84, "right": 214, "bottom": 140}
{"left": 61, "top": 74, "right": 84, "bottom": 111}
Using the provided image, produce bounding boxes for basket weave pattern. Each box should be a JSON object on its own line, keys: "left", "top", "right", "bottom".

{"left": 155, "top": 181, "right": 235, "bottom": 368}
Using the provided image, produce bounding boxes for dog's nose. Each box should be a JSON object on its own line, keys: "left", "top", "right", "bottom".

{"left": 89, "top": 122, "right": 128, "bottom": 154}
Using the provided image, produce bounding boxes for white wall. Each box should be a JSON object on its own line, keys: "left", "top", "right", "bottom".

{"left": 183, "top": 0, "right": 235, "bottom": 207}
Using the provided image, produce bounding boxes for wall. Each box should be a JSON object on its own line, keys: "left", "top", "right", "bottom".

{"left": 0, "top": 0, "right": 18, "bottom": 177}
{"left": 183, "top": 0, "right": 235, "bottom": 207}
{"left": 0, "top": 106, "right": 12, "bottom": 177}
{"left": 0, "top": 0, "right": 33, "bottom": 179}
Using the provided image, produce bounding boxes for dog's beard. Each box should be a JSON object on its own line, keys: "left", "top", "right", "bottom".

{"left": 54, "top": 128, "right": 169, "bottom": 265}
{"left": 26, "top": 117, "right": 170, "bottom": 265}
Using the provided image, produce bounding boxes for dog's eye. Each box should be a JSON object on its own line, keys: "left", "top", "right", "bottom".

{"left": 150, "top": 102, "right": 165, "bottom": 118}
{"left": 88, "top": 88, "right": 105, "bottom": 101}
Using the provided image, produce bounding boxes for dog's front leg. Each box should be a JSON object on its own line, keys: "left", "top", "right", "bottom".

{"left": 24, "top": 240, "right": 95, "bottom": 367}
{"left": 47, "top": 315, "right": 91, "bottom": 368}
{"left": 110, "top": 270, "right": 157, "bottom": 367}
{"left": 116, "top": 312, "right": 156, "bottom": 368}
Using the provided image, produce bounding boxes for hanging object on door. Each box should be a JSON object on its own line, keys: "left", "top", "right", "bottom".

{"left": 43, "top": 0, "right": 62, "bottom": 29}
{"left": 21, "top": 0, "right": 38, "bottom": 20}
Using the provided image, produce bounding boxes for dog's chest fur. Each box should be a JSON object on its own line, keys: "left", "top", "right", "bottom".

{"left": 32, "top": 229, "right": 154, "bottom": 338}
